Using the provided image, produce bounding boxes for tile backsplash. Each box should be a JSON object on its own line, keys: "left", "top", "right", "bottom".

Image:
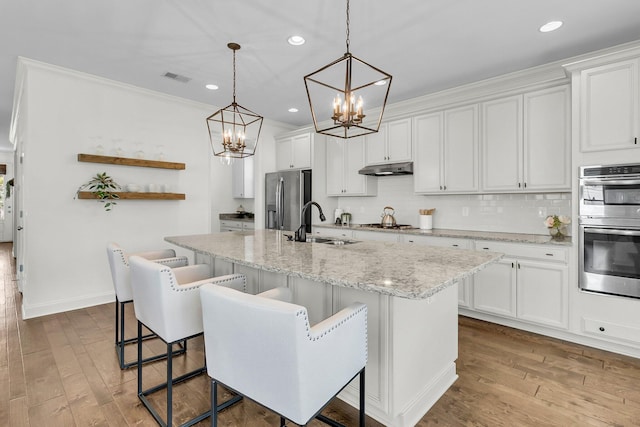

{"left": 336, "top": 175, "right": 571, "bottom": 235}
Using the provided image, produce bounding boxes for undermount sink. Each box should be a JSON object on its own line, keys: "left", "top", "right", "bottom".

{"left": 306, "top": 237, "right": 359, "bottom": 245}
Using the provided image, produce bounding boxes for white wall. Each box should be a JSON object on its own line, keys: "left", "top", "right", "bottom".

{"left": 15, "top": 59, "right": 289, "bottom": 318}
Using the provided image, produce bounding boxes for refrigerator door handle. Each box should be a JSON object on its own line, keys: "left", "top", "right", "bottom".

{"left": 276, "top": 178, "right": 284, "bottom": 230}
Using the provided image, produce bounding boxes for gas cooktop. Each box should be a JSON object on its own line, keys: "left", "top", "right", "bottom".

{"left": 358, "top": 223, "right": 416, "bottom": 230}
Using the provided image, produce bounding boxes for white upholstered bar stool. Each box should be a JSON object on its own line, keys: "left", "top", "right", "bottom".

{"left": 200, "top": 284, "right": 368, "bottom": 427}
{"left": 106, "top": 242, "right": 189, "bottom": 369}
{"left": 129, "top": 255, "right": 244, "bottom": 427}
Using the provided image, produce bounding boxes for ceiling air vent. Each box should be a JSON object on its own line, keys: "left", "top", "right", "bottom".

{"left": 163, "top": 72, "right": 191, "bottom": 83}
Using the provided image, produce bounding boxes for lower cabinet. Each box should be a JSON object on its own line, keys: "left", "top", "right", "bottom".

{"left": 312, "top": 226, "right": 353, "bottom": 239}
{"left": 352, "top": 229, "right": 400, "bottom": 242}
{"left": 474, "top": 241, "right": 569, "bottom": 329}
{"left": 402, "top": 234, "right": 473, "bottom": 308}
{"left": 219, "top": 220, "right": 254, "bottom": 232}
{"left": 472, "top": 258, "right": 517, "bottom": 317}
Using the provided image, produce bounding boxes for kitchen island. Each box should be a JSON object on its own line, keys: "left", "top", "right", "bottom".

{"left": 166, "top": 230, "right": 502, "bottom": 427}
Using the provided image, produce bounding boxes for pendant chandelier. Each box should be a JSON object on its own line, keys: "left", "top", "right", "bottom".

{"left": 206, "top": 43, "right": 263, "bottom": 160}
{"left": 304, "top": 0, "right": 392, "bottom": 139}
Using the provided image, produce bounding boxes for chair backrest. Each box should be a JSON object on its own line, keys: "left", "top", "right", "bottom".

{"left": 106, "top": 242, "right": 134, "bottom": 302}
{"left": 200, "top": 283, "right": 367, "bottom": 425}
{"left": 129, "top": 255, "right": 204, "bottom": 343}
{"left": 107, "top": 242, "right": 181, "bottom": 302}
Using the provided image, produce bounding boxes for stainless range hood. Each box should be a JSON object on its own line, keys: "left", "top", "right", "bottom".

{"left": 358, "top": 162, "right": 413, "bottom": 176}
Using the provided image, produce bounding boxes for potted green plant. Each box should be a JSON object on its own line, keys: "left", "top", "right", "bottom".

{"left": 76, "top": 172, "right": 121, "bottom": 211}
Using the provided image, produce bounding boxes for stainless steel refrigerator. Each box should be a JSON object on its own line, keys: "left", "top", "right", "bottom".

{"left": 265, "top": 169, "right": 312, "bottom": 233}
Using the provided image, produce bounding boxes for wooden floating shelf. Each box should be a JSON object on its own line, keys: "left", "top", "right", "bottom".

{"left": 77, "top": 153, "right": 185, "bottom": 170}
{"left": 77, "top": 191, "right": 185, "bottom": 200}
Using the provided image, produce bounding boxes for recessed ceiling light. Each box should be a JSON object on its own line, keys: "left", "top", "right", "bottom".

{"left": 374, "top": 80, "right": 387, "bottom": 86}
{"left": 205, "top": 84, "right": 219, "bottom": 90}
{"left": 287, "top": 35, "right": 305, "bottom": 46}
{"left": 288, "top": 108, "right": 299, "bottom": 113}
{"left": 539, "top": 21, "right": 563, "bottom": 33}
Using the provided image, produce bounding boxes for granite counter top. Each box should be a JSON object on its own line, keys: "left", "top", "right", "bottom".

{"left": 166, "top": 230, "right": 502, "bottom": 300}
{"left": 314, "top": 224, "right": 572, "bottom": 246}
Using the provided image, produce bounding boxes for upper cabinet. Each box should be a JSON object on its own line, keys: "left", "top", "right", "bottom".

{"left": 364, "top": 118, "right": 412, "bottom": 165}
{"left": 326, "top": 136, "right": 377, "bottom": 196}
{"left": 480, "top": 85, "right": 570, "bottom": 192}
{"left": 414, "top": 105, "right": 478, "bottom": 194}
{"left": 276, "top": 132, "right": 312, "bottom": 171}
{"left": 578, "top": 59, "right": 639, "bottom": 152}
{"left": 232, "top": 156, "right": 254, "bottom": 199}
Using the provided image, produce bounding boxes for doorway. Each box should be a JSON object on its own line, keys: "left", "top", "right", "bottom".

{"left": 0, "top": 164, "right": 13, "bottom": 243}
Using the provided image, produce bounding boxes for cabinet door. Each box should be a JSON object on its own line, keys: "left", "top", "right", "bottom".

{"left": 290, "top": 277, "right": 332, "bottom": 326}
{"left": 524, "top": 86, "right": 570, "bottom": 191}
{"left": 275, "top": 137, "right": 291, "bottom": 171}
{"left": 365, "top": 123, "right": 387, "bottom": 165}
{"left": 481, "top": 96, "right": 522, "bottom": 191}
{"left": 580, "top": 59, "right": 639, "bottom": 152}
{"left": 473, "top": 258, "right": 516, "bottom": 317}
{"left": 232, "top": 157, "right": 254, "bottom": 198}
{"left": 387, "top": 118, "right": 412, "bottom": 162}
{"left": 516, "top": 260, "right": 568, "bottom": 328}
{"left": 444, "top": 105, "right": 478, "bottom": 192}
{"left": 231, "top": 159, "right": 245, "bottom": 198}
{"left": 333, "top": 287, "right": 388, "bottom": 413}
{"left": 291, "top": 133, "right": 312, "bottom": 169}
{"left": 413, "top": 112, "right": 443, "bottom": 193}
{"left": 344, "top": 136, "right": 369, "bottom": 195}
{"left": 326, "top": 137, "right": 345, "bottom": 196}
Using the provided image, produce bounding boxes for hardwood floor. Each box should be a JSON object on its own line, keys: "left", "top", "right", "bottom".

{"left": 2, "top": 241, "right": 639, "bottom": 426}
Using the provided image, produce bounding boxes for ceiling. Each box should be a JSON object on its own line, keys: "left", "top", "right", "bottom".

{"left": 2, "top": 0, "right": 640, "bottom": 152}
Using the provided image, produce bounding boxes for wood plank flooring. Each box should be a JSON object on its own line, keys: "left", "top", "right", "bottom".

{"left": 1, "top": 242, "right": 639, "bottom": 426}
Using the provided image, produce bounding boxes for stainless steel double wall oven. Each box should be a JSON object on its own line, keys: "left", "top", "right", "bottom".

{"left": 579, "top": 163, "right": 640, "bottom": 299}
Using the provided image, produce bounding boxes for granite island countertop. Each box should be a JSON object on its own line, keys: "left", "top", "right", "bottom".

{"left": 314, "top": 224, "right": 573, "bottom": 246}
{"left": 166, "top": 230, "right": 502, "bottom": 300}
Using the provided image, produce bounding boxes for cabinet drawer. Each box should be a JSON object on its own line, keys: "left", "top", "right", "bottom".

{"left": 313, "top": 227, "right": 353, "bottom": 239}
{"left": 583, "top": 318, "right": 640, "bottom": 345}
{"left": 403, "top": 234, "right": 471, "bottom": 249}
{"left": 243, "top": 222, "right": 255, "bottom": 230}
{"left": 220, "top": 220, "right": 244, "bottom": 229}
{"left": 475, "top": 240, "right": 567, "bottom": 262}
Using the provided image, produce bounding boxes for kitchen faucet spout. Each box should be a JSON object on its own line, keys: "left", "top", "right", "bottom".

{"left": 295, "top": 201, "right": 326, "bottom": 242}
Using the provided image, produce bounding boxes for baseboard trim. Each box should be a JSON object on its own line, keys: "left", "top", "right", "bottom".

{"left": 22, "top": 291, "right": 114, "bottom": 319}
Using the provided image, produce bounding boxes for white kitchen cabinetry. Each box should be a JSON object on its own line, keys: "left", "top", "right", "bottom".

{"left": 276, "top": 132, "right": 313, "bottom": 170}
{"left": 413, "top": 105, "right": 478, "bottom": 194}
{"left": 402, "top": 234, "right": 473, "bottom": 308}
{"left": 312, "top": 226, "right": 353, "bottom": 239}
{"left": 480, "top": 85, "right": 570, "bottom": 192}
{"left": 326, "top": 136, "right": 377, "bottom": 196}
{"left": 219, "top": 220, "right": 254, "bottom": 232}
{"left": 365, "top": 118, "right": 412, "bottom": 165}
{"left": 352, "top": 229, "right": 400, "bottom": 242}
{"left": 231, "top": 157, "right": 254, "bottom": 198}
{"left": 473, "top": 241, "right": 568, "bottom": 329}
{"left": 578, "top": 59, "right": 639, "bottom": 152}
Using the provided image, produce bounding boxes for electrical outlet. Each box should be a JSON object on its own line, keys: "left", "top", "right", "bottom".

{"left": 462, "top": 207, "right": 469, "bottom": 217}
{"left": 538, "top": 207, "right": 547, "bottom": 218}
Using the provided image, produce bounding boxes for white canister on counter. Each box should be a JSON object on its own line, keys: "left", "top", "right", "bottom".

{"left": 419, "top": 215, "right": 433, "bottom": 230}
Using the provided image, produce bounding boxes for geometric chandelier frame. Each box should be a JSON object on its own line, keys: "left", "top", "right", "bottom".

{"left": 304, "top": 0, "right": 392, "bottom": 139}
{"left": 206, "top": 43, "right": 263, "bottom": 159}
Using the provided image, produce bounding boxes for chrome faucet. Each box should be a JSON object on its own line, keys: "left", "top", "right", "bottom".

{"left": 295, "top": 201, "right": 326, "bottom": 242}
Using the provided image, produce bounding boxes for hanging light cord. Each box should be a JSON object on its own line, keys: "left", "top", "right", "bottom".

{"left": 232, "top": 48, "right": 237, "bottom": 104}
{"left": 345, "top": 0, "right": 350, "bottom": 53}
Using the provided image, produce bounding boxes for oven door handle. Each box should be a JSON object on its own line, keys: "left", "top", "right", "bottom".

{"left": 582, "top": 178, "right": 640, "bottom": 186}
{"left": 585, "top": 227, "right": 640, "bottom": 237}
